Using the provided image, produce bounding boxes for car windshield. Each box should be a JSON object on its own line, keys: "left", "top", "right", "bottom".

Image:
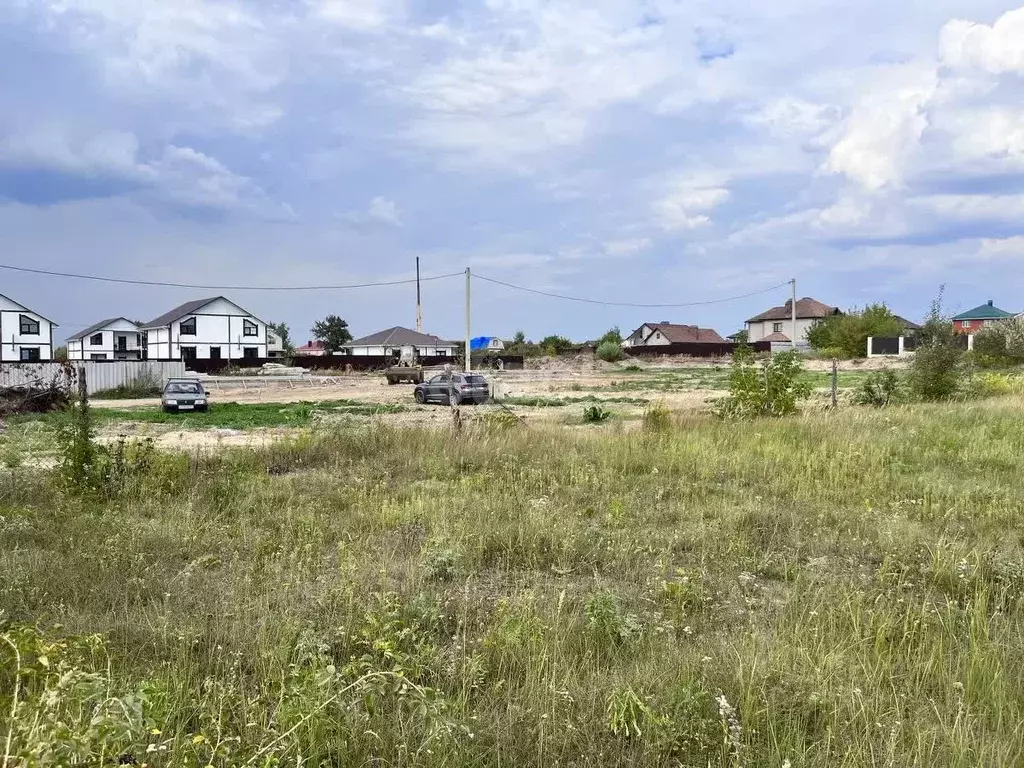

{"left": 465, "top": 375, "right": 486, "bottom": 384}
{"left": 166, "top": 382, "right": 202, "bottom": 394}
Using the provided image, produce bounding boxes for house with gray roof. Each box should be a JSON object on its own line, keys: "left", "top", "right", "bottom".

{"left": 141, "top": 297, "right": 270, "bottom": 362}
{"left": 342, "top": 326, "right": 457, "bottom": 357}
{"left": 66, "top": 317, "right": 143, "bottom": 361}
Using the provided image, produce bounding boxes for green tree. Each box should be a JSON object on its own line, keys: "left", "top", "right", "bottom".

{"left": 512, "top": 330, "right": 527, "bottom": 345}
{"left": 53, "top": 345, "right": 68, "bottom": 362}
{"left": 807, "top": 304, "right": 905, "bottom": 358}
{"left": 598, "top": 327, "right": 622, "bottom": 346}
{"left": 908, "top": 288, "right": 968, "bottom": 401}
{"left": 311, "top": 315, "right": 353, "bottom": 352}
{"left": 730, "top": 330, "right": 748, "bottom": 343}
{"left": 270, "top": 322, "right": 295, "bottom": 355}
{"left": 539, "top": 335, "right": 574, "bottom": 355}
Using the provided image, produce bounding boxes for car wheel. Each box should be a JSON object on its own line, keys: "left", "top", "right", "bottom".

{"left": 414, "top": 389, "right": 426, "bottom": 404}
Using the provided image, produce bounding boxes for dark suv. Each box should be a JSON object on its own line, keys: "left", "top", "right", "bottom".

{"left": 414, "top": 373, "right": 489, "bottom": 405}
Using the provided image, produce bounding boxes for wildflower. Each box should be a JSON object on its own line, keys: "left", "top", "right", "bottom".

{"left": 716, "top": 693, "right": 742, "bottom": 759}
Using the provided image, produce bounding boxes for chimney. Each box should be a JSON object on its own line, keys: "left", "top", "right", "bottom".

{"left": 661, "top": 320, "right": 670, "bottom": 324}
{"left": 988, "top": 300, "right": 994, "bottom": 306}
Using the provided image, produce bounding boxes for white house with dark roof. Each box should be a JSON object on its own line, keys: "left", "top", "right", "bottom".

{"left": 66, "top": 318, "right": 143, "bottom": 361}
{"left": 141, "top": 297, "right": 269, "bottom": 361}
{"left": 745, "top": 297, "right": 841, "bottom": 343}
{"left": 622, "top": 322, "right": 727, "bottom": 347}
{"left": 0, "top": 293, "right": 56, "bottom": 362}
{"left": 342, "top": 326, "right": 457, "bottom": 357}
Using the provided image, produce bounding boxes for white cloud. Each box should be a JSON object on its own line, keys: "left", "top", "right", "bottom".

{"left": 339, "top": 196, "right": 403, "bottom": 227}
{"left": 825, "top": 62, "right": 937, "bottom": 190}
{"left": 367, "top": 196, "right": 402, "bottom": 226}
{"left": 0, "top": 127, "right": 141, "bottom": 177}
{"left": 602, "top": 237, "right": 652, "bottom": 255}
{"left": 939, "top": 7, "right": 1024, "bottom": 74}
{"left": 654, "top": 179, "right": 730, "bottom": 231}
{"left": 314, "top": 0, "right": 401, "bottom": 29}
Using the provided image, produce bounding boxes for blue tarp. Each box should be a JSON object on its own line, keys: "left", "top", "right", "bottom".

{"left": 470, "top": 336, "right": 494, "bottom": 351}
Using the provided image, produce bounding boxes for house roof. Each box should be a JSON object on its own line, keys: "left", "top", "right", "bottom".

{"left": 761, "top": 331, "right": 791, "bottom": 342}
{"left": 296, "top": 340, "right": 325, "bottom": 351}
{"left": 0, "top": 292, "right": 57, "bottom": 325}
{"left": 746, "top": 297, "right": 839, "bottom": 323}
{"left": 952, "top": 301, "right": 1014, "bottom": 321}
{"left": 893, "top": 315, "right": 922, "bottom": 330}
{"left": 142, "top": 296, "right": 265, "bottom": 329}
{"left": 642, "top": 323, "right": 727, "bottom": 344}
{"left": 344, "top": 326, "right": 452, "bottom": 347}
{"left": 67, "top": 317, "right": 134, "bottom": 342}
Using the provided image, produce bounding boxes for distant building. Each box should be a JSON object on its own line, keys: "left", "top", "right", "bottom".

{"left": 67, "top": 318, "right": 142, "bottom": 361}
{"left": 341, "top": 326, "right": 457, "bottom": 357}
{"left": 622, "top": 322, "right": 726, "bottom": 347}
{"left": 952, "top": 300, "right": 1013, "bottom": 335}
{"left": 294, "top": 340, "right": 328, "bottom": 356}
{"left": 745, "top": 298, "right": 840, "bottom": 343}
{"left": 470, "top": 336, "right": 505, "bottom": 352}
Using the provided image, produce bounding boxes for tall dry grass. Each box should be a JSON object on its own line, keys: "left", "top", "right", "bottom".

{"left": 2, "top": 399, "right": 1024, "bottom": 765}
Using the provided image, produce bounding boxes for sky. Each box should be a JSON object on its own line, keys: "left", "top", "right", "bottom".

{"left": 1, "top": 0, "right": 1024, "bottom": 343}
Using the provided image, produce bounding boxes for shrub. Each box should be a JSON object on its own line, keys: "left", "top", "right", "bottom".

{"left": 854, "top": 369, "right": 901, "bottom": 407}
{"left": 596, "top": 341, "right": 624, "bottom": 362}
{"left": 582, "top": 404, "right": 612, "bottom": 424}
{"left": 907, "top": 290, "right": 970, "bottom": 402}
{"left": 975, "top": 372, "right": 1024, "bottom": 397}
{"left": 806, "top": 304, "right": 906, "bottom": 358}
{"left": 972, "top": 316, "right": 1024, "bottom": 367}
{"left": 715, "top": 347, "right": 812, "bottom": 418}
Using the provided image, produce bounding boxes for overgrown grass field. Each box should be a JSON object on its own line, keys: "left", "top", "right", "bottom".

{"left": 2, "top": 398, "right": 1024, "bottom": 765}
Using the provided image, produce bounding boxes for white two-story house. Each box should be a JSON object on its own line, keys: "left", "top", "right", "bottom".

{"left": 0, "top": 293, "right": 56, "bottom": 362}
{"left": 745, "top": 297, "right": 841, "bottom": 343}
{"left": 67, "top": 318, "right": 144, "bottom": 361}
{"left": 142, "top": 297, "right": 269, "bottom": 361}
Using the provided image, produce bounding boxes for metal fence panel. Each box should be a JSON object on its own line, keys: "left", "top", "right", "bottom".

{"left": 0, "top": 361, "right": 186, "bottom": 395}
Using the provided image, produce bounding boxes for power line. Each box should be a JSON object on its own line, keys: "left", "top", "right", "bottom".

{"left": 0, "top": 262, "right": 463, "bottom": 291}
{"left": 472, "top": 273, "right": 793, "bottom": 308}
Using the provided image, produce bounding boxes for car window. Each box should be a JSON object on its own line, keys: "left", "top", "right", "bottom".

{"left": 429, "top": 375, "right": 446, "bottom": 384}
{"left": 465, "top": 375, "right": 486, "bottom": 384}
{"left": 166, "top": 382, "right": 202, "bottom": 394}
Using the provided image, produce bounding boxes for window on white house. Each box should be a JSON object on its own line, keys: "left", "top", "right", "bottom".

{"left": 20, "top": 348, "right": 40, "bottom": 362}
{"left": 180, "top": 317, "right": 197, "bottom": 336}
{"left": 181, "top": 346, "right": 197, "bottom": 360}
{"left": 19, "top": 315, "right": 40, "bottom": 335}
{"left": 243, "top": 319, "right": 258, "bottom": 337}
{"left": 243, "top": 347, "right": 259, "bottom": 359}
{"left": 773, "top": 322, "right": 783, "bottom": 333}
{"left": 90, "top": 333, "right": 103, "bottom": 346}
{"left": 91, "top": 354, "right": 107, "bottom": 361}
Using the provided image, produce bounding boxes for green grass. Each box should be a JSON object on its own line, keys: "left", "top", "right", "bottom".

{"left": 502, "top": 394, "right": 649, "bottom": 407}
{"left": 10, "top": 399, "right": 404, "bottom": 430}
{"left": 2, "top": 398, "right": 1024, "bottom": 765}
{"left": 599, "top": 367, "right": 876, "bottom": 392}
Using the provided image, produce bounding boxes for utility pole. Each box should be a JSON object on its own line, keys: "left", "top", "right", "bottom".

{"left": 465, "top": 267, "right": 472, "bottom": 372}
{"left": 415, "top": 257, "right": 423, "bottom": 333}
{"left": 791, "top": 278, "right": 797, "bottom": 351}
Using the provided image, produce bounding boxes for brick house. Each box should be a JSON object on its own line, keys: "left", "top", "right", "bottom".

{"left": 952, "top": 301, "right": 1013, "bottom": 335}
{"left": 622, "top": 322, "right": 726, "bottom": 347}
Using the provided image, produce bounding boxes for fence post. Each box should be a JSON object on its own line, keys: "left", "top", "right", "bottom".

{"left": 898, "top": 336, "right": 905, "bottom": 356}
{"left": 831, "top": 359, "right": 838, "bottom": 410}
{"left": 968, "top": 334, "right": 975, "bottom": 352}
{"left": 866, "top": 336, "right": 873, "bottom": 358}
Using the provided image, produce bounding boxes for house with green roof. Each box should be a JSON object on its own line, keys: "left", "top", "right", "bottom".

{"left": 952, "top": 300, "right": 1014, "bottom": 335}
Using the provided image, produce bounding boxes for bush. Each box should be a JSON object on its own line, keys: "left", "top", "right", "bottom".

{"left": 975, "top": 372, "right": 1024, "bottom": 398}
{"left": 806, "top": 304, "right": 906, "bottom": 358}
{"left": 972, "top": 316, "right": 1024, "bottom": 367}
{"left": 715, "top": 347, "right": 812, "bottom": 418}
{"left": 907, "top": 290, "right": 970, "bottom": 402}
{"left": 596, "top": 341, "right": 624, "bottom": 362}
{"left": 582, "top": 404, "right": 612, "bottom": 424}
{"left": 854, "top": 369, "right": 901, "bottom": 407}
